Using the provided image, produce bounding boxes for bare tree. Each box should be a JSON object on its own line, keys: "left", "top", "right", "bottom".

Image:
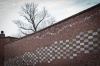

{"left": 14, "top": 3, "right": 55, "bottom": 36}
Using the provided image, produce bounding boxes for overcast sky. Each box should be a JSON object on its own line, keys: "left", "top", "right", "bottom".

{"left": 0, "top": 0, "right": 100, "bottom": 37}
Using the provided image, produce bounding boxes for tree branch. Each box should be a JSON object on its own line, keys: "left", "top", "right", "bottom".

{"left": 35, "top": 8, "right": 47, "bottom": 29}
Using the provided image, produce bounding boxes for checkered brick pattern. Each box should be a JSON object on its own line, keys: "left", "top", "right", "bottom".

{"left": 5, "top": 28, "right": 100, "bottom": 66}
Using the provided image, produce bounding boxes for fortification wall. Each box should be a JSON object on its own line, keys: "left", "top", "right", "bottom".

{"left": 4, "top": 4, "right": 100, "bottom": 66}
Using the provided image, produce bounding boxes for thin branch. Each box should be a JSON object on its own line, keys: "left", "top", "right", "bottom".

{"left": 35, "top": 8, "right": 47, "bottom": 29}
{"left": 20, "top": 30, "right": 29, "bottom": 35}
{"left": 21, "top": 14, "right": 32, "bottom": 24}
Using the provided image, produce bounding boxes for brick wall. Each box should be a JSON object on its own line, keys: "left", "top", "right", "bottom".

{"left": 0, "top": 33, "right": 18, "bottom": 66}
{"left": 0, "top": 38, "right": 4, "bottom": 66}
{"left": 4, "top": 37, "right": 18, "bottom": 44}
{"left": 4, "top": 4, "right": 100, "bottom": 66}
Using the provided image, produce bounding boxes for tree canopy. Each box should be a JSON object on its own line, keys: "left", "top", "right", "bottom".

{"left": 14, "top": 3, "right": 55, "bottom": 37}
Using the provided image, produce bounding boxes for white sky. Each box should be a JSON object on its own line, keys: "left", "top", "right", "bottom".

{"left": 0, "top": 0, "right": 100, "bottom": 36}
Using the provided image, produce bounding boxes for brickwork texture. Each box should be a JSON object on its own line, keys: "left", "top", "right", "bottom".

{"left": 4, "top": 4, "right": 100, "bottom": 66}
{"left": 0, "top": 38, "right": 4, "bottom": 66}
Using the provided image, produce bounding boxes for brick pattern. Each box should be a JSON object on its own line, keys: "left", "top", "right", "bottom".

{"left": 5, "top": 28, "right": 100, "bottom": 66}
{"left": 0, "top": 38, "right": 4, "bottom": 66}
